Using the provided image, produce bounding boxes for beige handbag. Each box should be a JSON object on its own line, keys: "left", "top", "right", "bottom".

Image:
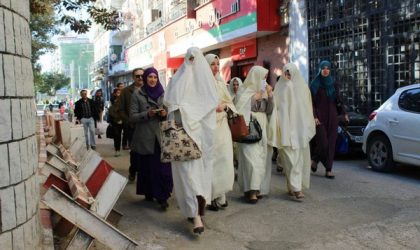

{"left": 159, "top": 120, "right": 202, "bottom": 163}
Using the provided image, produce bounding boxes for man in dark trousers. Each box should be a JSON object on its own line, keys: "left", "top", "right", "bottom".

{"left": 120, "top": 68, "right": 144, "bottom": 181}
{"left": 75, "top": 89, "right": 98, "bottom": 150}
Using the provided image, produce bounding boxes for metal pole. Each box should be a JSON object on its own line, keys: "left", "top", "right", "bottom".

{"left": 78, "top": 66, "right": 81, "bottom": 89}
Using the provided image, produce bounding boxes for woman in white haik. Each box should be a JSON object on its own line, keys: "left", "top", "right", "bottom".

{"left": 271, "top": 63, "right": 316, "bottom": 201}
{"left": 228, "top": 77, "right": 243, "bottom": 104}
{"left": 204, "top": 54, "right": 238, "bottom": 211}
{"left": 164, "top": 47, "right": 218, "bottom": 234}
{"left": 235, "top": 66, "right": 274, "bottom": 204}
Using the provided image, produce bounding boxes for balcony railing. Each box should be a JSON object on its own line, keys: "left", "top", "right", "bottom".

{"left": 146, "top": 17, "right": 164, "bottom": 35}
{"left": 195, "top": 0, "right": 211, "bottom": 7}
{"left": 168, "top": 1, "right": 187, "bottom": 22}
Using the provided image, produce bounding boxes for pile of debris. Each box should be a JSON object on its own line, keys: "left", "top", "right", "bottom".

{"left": 38, "top": 116, "right": 138, "bottom": 249}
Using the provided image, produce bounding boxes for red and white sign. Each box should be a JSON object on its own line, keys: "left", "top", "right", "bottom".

{"left": 231, "top": 39, "right": 257, "bottom": 61}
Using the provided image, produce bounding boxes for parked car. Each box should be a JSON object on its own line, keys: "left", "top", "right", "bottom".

{"left": 335, "top": 108, "right": 368, "bottom": 155}
{"left": 36, "top": 104, "right": 46, "bottom": 116}
{"left": 362, "top": 84, "right": 420, "bottom": 171}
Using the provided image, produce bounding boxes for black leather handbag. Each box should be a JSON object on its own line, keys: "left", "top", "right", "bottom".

{"left": 238, "top": 115, "right": 262, "bottom": 144}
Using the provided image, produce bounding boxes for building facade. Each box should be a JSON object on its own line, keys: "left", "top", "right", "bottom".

{"left": 93, "top": 0, "right": 291, "bottom": 98}
{"left": 307, "top": 0, "right": 420, "bottom": 114}
{"left": 56, "top": 36, "right": 94, "bottom": 98}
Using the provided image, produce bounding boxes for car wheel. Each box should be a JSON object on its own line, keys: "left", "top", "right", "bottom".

{"left": 367, "top": 135, "right": 394, "bottom": 172}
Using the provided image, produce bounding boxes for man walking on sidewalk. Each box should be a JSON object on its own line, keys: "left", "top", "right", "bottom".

{"left": 75, "top": 89, "right": 99, "bottom": 150}
{"left": 120, "top": 68, "right": 144, "bottom": 181}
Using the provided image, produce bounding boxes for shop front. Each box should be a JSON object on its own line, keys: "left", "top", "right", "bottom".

{"left": 125, "top": 0, "right": 285, "bottom": 86}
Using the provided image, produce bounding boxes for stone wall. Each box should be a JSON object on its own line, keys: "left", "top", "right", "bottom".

{"left": 0, "top": 0, "right": 41, "bottom": 248}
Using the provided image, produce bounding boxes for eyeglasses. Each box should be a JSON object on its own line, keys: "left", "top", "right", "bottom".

{"left": 135, "top": 75, "right": 143, "bottom": 78}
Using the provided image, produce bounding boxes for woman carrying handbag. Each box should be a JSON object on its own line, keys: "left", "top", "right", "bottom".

{"left": 204, "top": 54, "right": 238, "bottom": 211}
{"left": 129, "top": 67, "right": 173, "bottom": 211}
{"left": 235, "top": 66, "right": 274, "bottom": 204}
{"left": 164, "top": 47, "right": 219, "bottom": 235}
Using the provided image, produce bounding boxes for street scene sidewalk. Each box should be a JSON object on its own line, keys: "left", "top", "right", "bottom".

{"left": 93, "top": 122, "right": 420, "bottom": 250}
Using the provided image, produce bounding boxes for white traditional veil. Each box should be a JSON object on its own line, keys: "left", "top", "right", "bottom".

{"left": 272, "top": 63, "right": 315, "bottom": 149}
{"left": 164, "top": 47, "right": 219, "bottom": 150}
{"left": 235, "top": 66, "right": 268, "bottom": 123}
{"left": 204, "top": 54, "right": 238, "bottom": 113}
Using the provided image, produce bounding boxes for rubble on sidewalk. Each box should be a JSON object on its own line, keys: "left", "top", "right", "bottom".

{"left": 37, "top": 115, "right": 137, "bottom": 249}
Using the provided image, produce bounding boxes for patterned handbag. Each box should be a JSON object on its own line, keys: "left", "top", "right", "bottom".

{"left": 159, "top": 120, "right": 202, "bottom": 163}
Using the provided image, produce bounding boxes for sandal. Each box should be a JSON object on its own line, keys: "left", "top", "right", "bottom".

{"left": 247, "top": 191, "right": 258, "bottom": 204}
{"left": 292, "top": 191, "right": 305, "bottom": 201}
{"left": 206, "top": 200, "right": 219, "bottom": 211}
{"left": 325, "top": 171, "right": 335, "bottom": 179}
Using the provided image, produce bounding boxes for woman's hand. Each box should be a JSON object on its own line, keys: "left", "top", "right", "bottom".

{"left": 160, "top": 109, "right": 167, "bottom": 117}
{"left": 254, "top": 91, "right": 263, "bottom": 101}
{"left": 344, "top": 114, "right": 349, "bottom": 123}
{"left": 315, "top": 118, "right": 321, "bottom": 126}
{"left": 266, "top": 85, "right": 273, "bottom": 97}
{"left": 216, "top": 103, "right": 227, "bottom": 112}
{"left": 148, "top": 109, "right": 156, "bottom": 118}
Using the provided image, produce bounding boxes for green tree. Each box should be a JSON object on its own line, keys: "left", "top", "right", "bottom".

{"left": 37, "top": 72, "right": 71, "bottom": 96}
{"left": 30, "top": 0, "right": 117, "bottom": 93}
{"left": 56, "top": 0, "right": 120, "bottom": 34}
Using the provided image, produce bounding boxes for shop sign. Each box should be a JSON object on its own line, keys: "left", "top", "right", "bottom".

{"left": 127, "top": 39, "right": 154, "bottom": 69}
{"left": 231, "top": 39, "right": 257, "bottom": 61}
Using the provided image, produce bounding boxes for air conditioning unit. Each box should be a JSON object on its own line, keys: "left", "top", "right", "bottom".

{"left": 151, "top": 9, "right": 161, "bottom": 22}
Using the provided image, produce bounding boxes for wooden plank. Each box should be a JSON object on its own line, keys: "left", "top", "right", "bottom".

{"left": 43, "top": 174, "right": 70, "bottom": 195}
{"left": 47, "top": 153, "right": 76, "bottom": 173}
{"left": 94, "top": 171, "right": 127, "bottom": 218}
{"left": 42, "top": 186, "right": 138, "bottom": 250}
{"left": 85, "top": 160, "right": 113, "bottom": 197}
{"left": 41, "top": 162, "right": 65, "bottom": 179}
{"left": 46, "top": 144, "right": 60, "bottom": 156}
{"left": 67, "top": 171, "right": 127, "bottom": 249}
{"left": 69, "top": 138, "right": 88, "bottom": 163}
{"left": 66, "top": 230, "right": 91, "bottom": 250}
{"left": 78, "top": 152, "right": 102, "bottom": 183}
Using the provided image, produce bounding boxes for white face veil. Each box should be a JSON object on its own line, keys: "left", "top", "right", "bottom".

{"left": 164, "top": 47, "right": 218, "bottom": 119}
{"left": 272, "top": 63, "right": 315, "bottom": 148}
{"left": 204, "top": 54, "right": 224, "bottom": 82}
{"left": 164, "top": 47, "right": 219, "bottom": 149}
{"left": 228, "top": 77, "right": 244, "bottom": 101}
{"left": 204, "top": 54, "right": 238, "bottom": 113}
{"left": 235, "top": 66, "right": 269, "bottom": 122}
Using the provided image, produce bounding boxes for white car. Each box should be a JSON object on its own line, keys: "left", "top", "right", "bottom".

{"left": 36, "top": 104, "right": 46, "bottom": 116}
{"left": 362, "top": 84, "right": 420, "bottom": 171}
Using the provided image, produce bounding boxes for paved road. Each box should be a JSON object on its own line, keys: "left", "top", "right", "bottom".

{"left": 94, "top": 133, "right": 420, "bottom": 250}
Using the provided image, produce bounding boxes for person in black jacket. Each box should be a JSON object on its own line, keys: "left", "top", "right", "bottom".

{"left": 75, "top": 89, "right": 98, "bottom": 150}
{"left": 93, "top": 89, "right": 105, "bottom": 138}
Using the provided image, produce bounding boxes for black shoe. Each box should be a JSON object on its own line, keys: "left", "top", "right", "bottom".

{"left": 145, "top": 196, "right": 154, "bottom": 202}
{"left": 220, "top": 201, "right": 228, "bottom": 208}
{"left": 193, "top": 226, "right": 204, "bottom": 235}
{"left": 207, "top": 200, "right": 219, "bottom": 211}
{"left": 158, "top": 200, "right": 169, "bottom": 210}
{"left": 91, "top": 146, "right": 96, "bottom": 150}
{"left": 187, "top": 217, "right": 194, "bottom": 223}
{"left": 128, "top": 173, "right": 135, "bottom": 182}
